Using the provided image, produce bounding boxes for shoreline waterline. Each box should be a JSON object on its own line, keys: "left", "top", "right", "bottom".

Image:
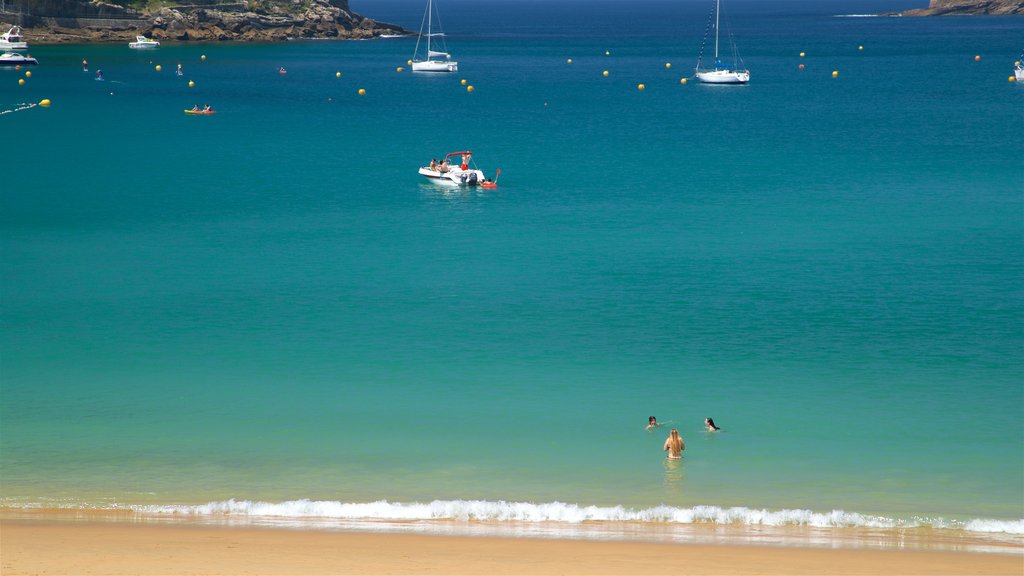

{"left": 3, "top": 500, "right": 1021, "bottom": 555}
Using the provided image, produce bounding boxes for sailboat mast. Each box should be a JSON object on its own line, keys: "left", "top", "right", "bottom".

{"left": 714, "top": 0, "right": 720, "bottom": 61}
{"left": 426, "top": 0, "right": 432, "bottom": 56}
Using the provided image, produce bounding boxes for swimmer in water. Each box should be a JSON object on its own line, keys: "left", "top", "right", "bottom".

{"left": 664, "top": 428, "right": 684, "bottom": 459}
{"left": 704, "top": 418, "right": 721, "bottom": 432}
{"left": 645, "top": 416, "right": 660, "bottom": 431}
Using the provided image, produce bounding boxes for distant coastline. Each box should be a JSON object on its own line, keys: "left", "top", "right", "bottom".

{"left": 891, "top": 0, "right": 1024, "bottom": 16}
{"left": 0, "top": 0, "right": 409, "bottom": 45}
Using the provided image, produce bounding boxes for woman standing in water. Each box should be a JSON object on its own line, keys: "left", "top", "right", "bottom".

{"left": 663, "top": 428, "right": 684, "bottom": 459}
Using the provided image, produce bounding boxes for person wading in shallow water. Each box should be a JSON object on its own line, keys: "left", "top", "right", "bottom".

{"left": 664, "top": 428, "right": 684, "bottom": 459}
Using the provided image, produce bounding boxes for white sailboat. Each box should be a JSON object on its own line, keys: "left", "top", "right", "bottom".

{"left": 695, "top": 0, "right": 749, "bottom": 85}
{"left": 411, "top": 0, "right": 457, "bottom": 73}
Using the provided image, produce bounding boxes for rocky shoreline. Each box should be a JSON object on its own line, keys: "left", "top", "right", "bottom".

{"left": 895, "top": 0, "right": 1023, "bottom": 15}
{"left": 2, "top": 0, "right": 409, "bottom": 44}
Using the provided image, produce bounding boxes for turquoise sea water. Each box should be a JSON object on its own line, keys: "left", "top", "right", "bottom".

{"left": 3, "top": 0, "right": 1022, "bottom": 549}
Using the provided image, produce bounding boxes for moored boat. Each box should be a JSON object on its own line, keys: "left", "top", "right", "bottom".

{"left": 129, "top": 35, "right": 160, "bottom": 49}
{"left": 0, "top": 26, "right": 28, "bottom": 51}
{"left": 0, "top": 52, "right": 37, "bottom": 66}
{"left": 694, "top": 0, "right": 749, "bottom": 85}
{"left": 411, "top": 0, "right": 457, "bottom": 73}
{"left": 419, "top": 151, "right": 487, "bottom": 185}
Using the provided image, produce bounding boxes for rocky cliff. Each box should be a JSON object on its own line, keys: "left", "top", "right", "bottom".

{"left": 1, "top": 0, "right": 408, "bottom": 44}
{"left": 900, "top": 0, "right": 1024, "bottom": 15}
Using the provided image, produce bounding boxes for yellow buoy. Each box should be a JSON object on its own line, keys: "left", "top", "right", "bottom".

{"left": 567, "top": 58, "right": 572, "bottom": 64}
{"left": 188, "top": 80, "right": 195, "bottom": 87}
{"left": 201, "top": 54, "right": 206, "bottom": 61}
{"left": 407, "top": 59, "right": 413, "bottom": 65}
{"left": 24, "top": 70, "right": 31, "bottom": 77}
{"left": 665, "top": 62, "right": 671, "bottom": 69}
{"left": 39, "top": 99, "right": 51, "bottom": 107}
{"left": 466, "top": 85, "right": 474, "bottom": 92}
{"left": 1011, "top": 76, "right": 1017, "bottom": 83}
{"left": 832, "top": 70, "right": 839, "bottom": 77}
{"left": 358, "top": 88, "right": 366, "bottom": 95}
{"left": 602, "top": 70, "right": 609, "bottom": 77}
{"left": 637, "top": 83, "right": 645, "bottom": 91}
{"left": 336, "top": 71, "right": 341, "bottom": 77}
{"left": 155, "top": 64, "right": 162, "bottom": 71}
{"left": 799, "top": 52, "right": 805, "bottom": 57}
{"left": 974, "top": 55, "right": 981, "bottom": 61}
{"left": 461, "top": 79, "right": 467, "bottom": 85}
{"left": 680, "top": 77, "right": 687, "bottom": 85}
{"left": 396, "top": 66, "right": 404, "bottom": 72}
{"left": 18, "top": 78, "right": 24, "bottom": 85}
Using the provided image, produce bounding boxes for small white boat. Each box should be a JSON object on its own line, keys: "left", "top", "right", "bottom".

{"left": 0, "top": 52, "right": 37, "bottom": 66}
{"left": 419, "top": 151, "right": 487, "bottom": 186}
{"left": 0, "top": 26, "right": 27, "bottom": 51}
{"left": 694, "top": 0, "right": 749, "bottom": 85}
{"left": 129, "top": 35, "right": 160, "bottom": 49}
{"left": 1016, "top": 54, "right": 1023, "bottom": 82}
{"left": 411, "top": 0, "right": 457, "bottom": 73}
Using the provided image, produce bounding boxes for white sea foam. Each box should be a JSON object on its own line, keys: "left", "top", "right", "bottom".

{"left": 131, "top": 499, "right": 1024, "bottom": 535}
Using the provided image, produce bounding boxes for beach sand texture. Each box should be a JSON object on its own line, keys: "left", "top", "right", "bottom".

{"left": 3, "top": 518, "right": 1022, "bottom": 576}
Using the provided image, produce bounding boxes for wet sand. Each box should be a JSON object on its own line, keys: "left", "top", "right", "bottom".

{"left": 3, "top": 516, "right": 1022, "bottom": 575}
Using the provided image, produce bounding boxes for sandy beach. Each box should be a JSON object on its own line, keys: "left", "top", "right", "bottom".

{"left": 2, "top": 515, "right": 1021, "bottom": 576}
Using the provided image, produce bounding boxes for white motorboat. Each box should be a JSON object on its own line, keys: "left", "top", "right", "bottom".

{"left": 0, "top": 26, "right": 27, "bottom": 51}
{"left": 0, "top": 52, "right": 37, "bottom": 66}
{"left": 694, "top": 0, "right": 749, "bottom": 85}
{"left": 419, "top": 151, "right": 488, "bottom": 186}
{"left": 129, "top": 35, "right": 160, "bottom": 48}
{"left": 411, "top": 0, "right": 457, "bottom": 73}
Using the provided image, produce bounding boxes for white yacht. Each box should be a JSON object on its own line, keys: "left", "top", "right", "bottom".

{"left": 694, "top": 0, "right": 749, "bottom": 85}
{"left": 411, "top": 0, "right": 457, "bottom": 73}
{"left": 129, "top": 35, "right": 160, "bottom": 48}
{"left": 419, "top": 152, "right": 487, "bottom": 186}
{"left": 0, "top": 52, "right": 37, "bottom": 66}
{"left": 0, "top": 26, "right": 27, "bottom": 51}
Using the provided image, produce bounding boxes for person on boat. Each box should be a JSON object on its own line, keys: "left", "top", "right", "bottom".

{"left": 646, "top": 416, "right": 660, "bottom": 431}
{"left": 278, "top": 67, "right": 287, "bottom": 74}
{"left": 203, "top": 104, "right": 211, "bottom": 112}
{"left": 192, "top": 105, "right": 200, "bottom": 112}
{"left": 438, "top": 159, "right": 450, "bottom": 173}
{"left": 664, "top": 428, "right": 685, "bottom": 460}
{"left": 704, "top": 418, "right": 721, "bottom": 432}
{"left": 461, "top": 154, "right": 470, "bottom": 170}
{"left": 429, "top": 158, "right": 438, "bottom": 171}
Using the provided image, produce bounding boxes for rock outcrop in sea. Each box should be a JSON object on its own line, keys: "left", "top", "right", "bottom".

{"left": 898, "top": 0, "right": 1023, "bottom": 15}
{"left": 0, "top": 0, "right": 408, "bottom": 44}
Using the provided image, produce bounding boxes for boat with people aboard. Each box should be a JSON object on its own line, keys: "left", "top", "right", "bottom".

{"left": 0, "top": 52, "right": 37, "bottom": 66}
{"left": 184, "top": 105, "right": 217, "bottom": 115}
{"left": 129, "top": 35, "right": 160, "bottom": 48}
{"left": 411, "top": 0, "right": 457, "bottom": 72}
{"left": 0, "top": 26, "right": 28, "bottom": 51}
{"left": 694, "top": 0, "right": 749, "bottom": 84}
{"left": 419, "top": 151, "right": 491, "bottom": 186}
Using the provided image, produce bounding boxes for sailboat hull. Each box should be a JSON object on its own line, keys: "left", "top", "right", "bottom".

{"left": 695, "top": 69, "right": 750, "bottom": 84}
{"left": 412, "top": 60, "right": 458, "bottom": 72}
